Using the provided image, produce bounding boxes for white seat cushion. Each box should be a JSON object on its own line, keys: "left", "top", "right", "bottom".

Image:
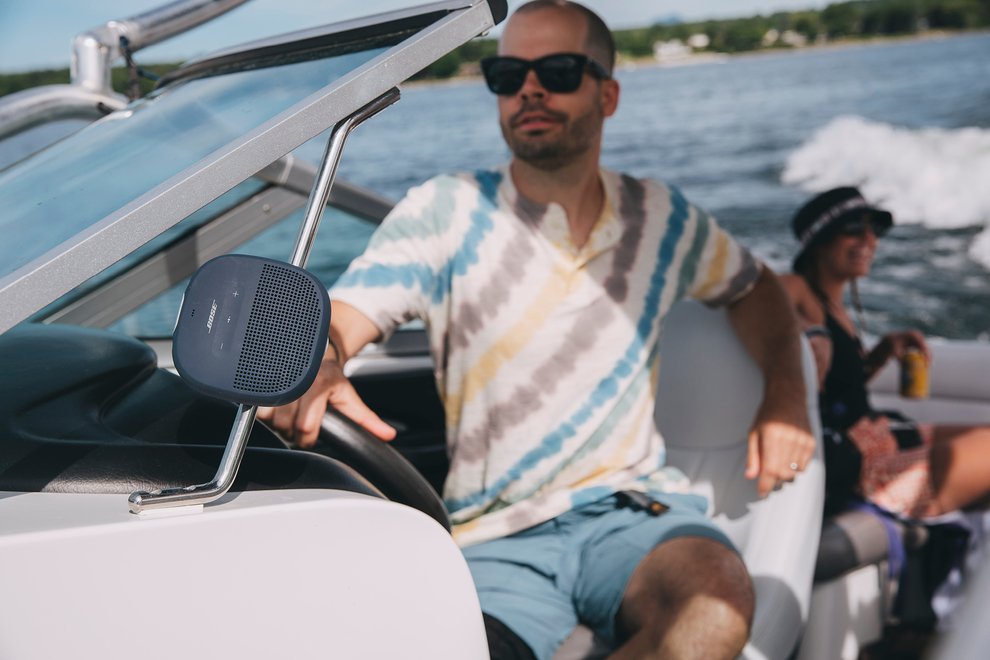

{"left": 555, "top": 301, "right": 825, "bottom": 660}
{"left": 657, "top": 301, "right": 825, "bottom": 660}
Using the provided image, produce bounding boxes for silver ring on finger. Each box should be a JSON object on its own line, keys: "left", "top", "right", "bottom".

{"left": 789, "top": 462, "right": 799, "bottom": 471}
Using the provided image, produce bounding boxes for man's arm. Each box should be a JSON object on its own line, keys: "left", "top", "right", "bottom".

{"left": 727, "top": 266, "right": 816, "bottom": 497}
{"left": 257, "top": 300, "right": 396, "bottom": 448}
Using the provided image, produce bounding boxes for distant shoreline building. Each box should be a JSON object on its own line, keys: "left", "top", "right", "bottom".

{"left": 653, "top": 33, "right": 720, "bottom": 65}
{"left": 762, "top": 28, "right": 809, "bottom": 48}
{"left": 653, "top": 33, "right": 711, "bottom": 62}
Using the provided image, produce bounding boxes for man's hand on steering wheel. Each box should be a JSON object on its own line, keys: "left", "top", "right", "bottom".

{"left": 257, "top": 356, "right": 396, "bottom": 448}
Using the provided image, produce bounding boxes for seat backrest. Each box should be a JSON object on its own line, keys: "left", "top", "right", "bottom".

{"left": 869, "top": 339, "right": 990, "bottom": 425}
{"left": 656, "top": 300, "right": 825, "bottom": 660}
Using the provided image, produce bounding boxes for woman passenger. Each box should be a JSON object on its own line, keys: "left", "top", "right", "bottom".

{"left": 780, "top": 186, "right": 990, "bottom": 519}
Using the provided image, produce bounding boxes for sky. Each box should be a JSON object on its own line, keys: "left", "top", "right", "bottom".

{"left": 0, "top": 0, "right": 828, "bottom": 74}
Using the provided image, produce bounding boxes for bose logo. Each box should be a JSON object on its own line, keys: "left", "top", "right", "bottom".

{"left": 206, "top": 300, "right": 218, "bottom": 333}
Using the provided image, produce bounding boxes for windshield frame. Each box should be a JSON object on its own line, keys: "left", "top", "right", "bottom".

{"left": 0, "top": 0, "right": 501, "bottom": 334}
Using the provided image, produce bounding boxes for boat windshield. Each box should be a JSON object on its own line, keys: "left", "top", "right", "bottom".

{"left": 0, "top": 48, "right": 383, "bottom": 279}
{"left": 0, "top": 0, "right": 502, "bottom": 334}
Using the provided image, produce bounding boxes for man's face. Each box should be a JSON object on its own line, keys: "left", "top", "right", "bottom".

{"left": 495, "top": 8, "right": 618, "bottom": 171}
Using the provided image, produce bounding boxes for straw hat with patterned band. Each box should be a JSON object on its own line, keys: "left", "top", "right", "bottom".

{"left": 791, "top": 186, "right": 893, "bottom": 271}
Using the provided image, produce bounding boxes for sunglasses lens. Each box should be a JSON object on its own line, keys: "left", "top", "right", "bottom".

{"left": 481, "top": 54, "right": 598, "bottom": 95}
{"left": 534, "top": 55, "right": 585, "bottom": 93}
{"left": 841, "top": 217, "right": 888, "bottom": 237}
{"left": 482, "top": 58, "right": 528, "bottom": 95}
{"left": 841, "top": 220, "right": 867, "bottom": 235}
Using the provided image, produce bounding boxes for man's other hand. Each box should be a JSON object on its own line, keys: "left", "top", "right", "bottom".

{"left": 745, "top": 400, "right": 816, "bottom": 498}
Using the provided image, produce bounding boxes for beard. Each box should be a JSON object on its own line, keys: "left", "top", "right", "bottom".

{"left": 501, "top": 100, "right": 602, "bottom": 171}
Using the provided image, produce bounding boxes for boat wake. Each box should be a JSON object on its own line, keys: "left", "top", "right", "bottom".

{"left": 782, "top": 115, "right": 990, "bottom": 269}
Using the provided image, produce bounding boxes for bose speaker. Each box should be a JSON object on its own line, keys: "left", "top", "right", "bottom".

{"left": 172, "top": 254, "right": 330, "bottom": 406}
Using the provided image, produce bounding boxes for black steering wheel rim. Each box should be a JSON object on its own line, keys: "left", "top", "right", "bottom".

{"left": 311, "top": 409, "right": 451, "bottom": 532}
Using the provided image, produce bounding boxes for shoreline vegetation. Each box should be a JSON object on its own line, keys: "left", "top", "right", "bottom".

{"left": 1, "top": 0, "right": 988, "bottom": 98}
{"left": 407, "top": 26, "right": 986, "bottom": 88}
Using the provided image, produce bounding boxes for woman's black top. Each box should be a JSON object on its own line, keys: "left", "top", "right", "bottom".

{"left": 819, "top": 309, "right": 870, "bottom": 512}
{"left": 820, "top": 310, "right": 873, "bottom": 433}
{"left": 816, "top": 304, "right": 924, "bottom": 513}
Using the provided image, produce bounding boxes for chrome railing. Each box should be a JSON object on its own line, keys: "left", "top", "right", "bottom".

{"left": 0, "top": 0, "right": 249, "bottom": 141}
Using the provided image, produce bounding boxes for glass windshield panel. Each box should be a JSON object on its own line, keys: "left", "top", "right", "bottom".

{"left": 110, "top": 205, "right": 377, "bottom": 337}
{"left": 0, "top": 47, "right": 386, "bottom": 281}
{"left": 0, "top": 118, "right": 91, "bottom": 171}
{"left": 30, "top": 179, "right": 266, "bottom": 323}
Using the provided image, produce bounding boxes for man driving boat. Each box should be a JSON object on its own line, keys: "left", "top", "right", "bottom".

{"left": 260, "top": 2, "right": 815, "bottom": 657}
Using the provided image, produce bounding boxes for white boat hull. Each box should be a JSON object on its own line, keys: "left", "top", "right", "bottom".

{"left": 0, "top": 489, "right": 488, "bottom": 659}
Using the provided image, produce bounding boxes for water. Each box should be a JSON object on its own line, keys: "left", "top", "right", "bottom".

{"left": 331, "top": 32, "right": 990, "bottom": 340}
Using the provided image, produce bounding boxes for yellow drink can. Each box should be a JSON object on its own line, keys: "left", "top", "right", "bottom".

{"left": 899, "top": 349, "right": 929, "bottom": 399}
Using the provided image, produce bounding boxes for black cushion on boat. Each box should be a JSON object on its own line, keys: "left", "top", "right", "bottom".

{"left": 815, "top": 509, "right": 894, "bottom": 582}
{"left": 814, "top": 507, "right": 940, "bottom": 583}
{"left": 0, "top": 323, "right": 380, "bottom": 499}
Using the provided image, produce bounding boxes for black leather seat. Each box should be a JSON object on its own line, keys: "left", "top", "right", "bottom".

{"left": 815, "top": 509, "right": 895, "bottom": 582}
{"left": 0, "top": 323, "right": 380, "bottom": 499}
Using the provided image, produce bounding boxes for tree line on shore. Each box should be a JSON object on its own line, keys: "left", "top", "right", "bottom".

{"left": 1, "top": 0, "right": 987, "bottom": 97}
{"left": 414, "top": 0, "right": 989, "bottom": 77}
{"left": 612, "top": 0, "right": 990, "bottom": 57}
{"left": 0, "top": 63, "right": 178, "bottom": 100}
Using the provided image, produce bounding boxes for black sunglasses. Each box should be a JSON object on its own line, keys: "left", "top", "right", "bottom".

{"left": 480, "top": 53, "right": 610, "bottom": 95}
{"left": 839, "top": 216, "right": 889, "bottom": 238}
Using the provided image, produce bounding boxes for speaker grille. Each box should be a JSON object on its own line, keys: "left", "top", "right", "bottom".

{"left": 234, "top": 264, "right": 323, "bottom": 394}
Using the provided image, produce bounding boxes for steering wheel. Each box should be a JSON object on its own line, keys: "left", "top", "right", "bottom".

{"left": 311, "top": 409, "right": 451, "bottom": 532}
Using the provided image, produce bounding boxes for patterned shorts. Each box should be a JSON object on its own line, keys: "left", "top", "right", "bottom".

{"left": 846, "top": 414, "right": 937, "bottom": 519}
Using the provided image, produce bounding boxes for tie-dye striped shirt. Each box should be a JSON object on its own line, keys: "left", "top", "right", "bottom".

{"left": 331, "top": 167, "right": 761, "bottom": 546}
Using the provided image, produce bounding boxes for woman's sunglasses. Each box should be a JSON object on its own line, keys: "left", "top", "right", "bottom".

{"left": 480, "top": 53, "right": 610, "bottom": 95}
{"left": 839, "top": 215, "right": 890, "bottom": 238}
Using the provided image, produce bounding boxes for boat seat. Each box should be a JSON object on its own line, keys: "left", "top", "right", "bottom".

{"left": 816, "top": 508, "right": 894, "bottom": 582}
{"left": 795, "top": 506, "right": 901, "bottom": 660}
{"left": 555, "top": 300, "right": 826, "bottom": 660}
{"left": 0, "top": 323, "right": 380, "bottom": 499}
{"left": 803, "top": 506, "right": 971, "bottom": 660}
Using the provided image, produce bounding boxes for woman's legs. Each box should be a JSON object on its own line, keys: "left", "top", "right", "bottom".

{"left": 928, "top": 425, "right": 990, "bottom": 515}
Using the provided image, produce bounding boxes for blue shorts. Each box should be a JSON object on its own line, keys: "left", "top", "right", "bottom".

{"left": 462, "top": 491, "right": 734, "bottom": 660}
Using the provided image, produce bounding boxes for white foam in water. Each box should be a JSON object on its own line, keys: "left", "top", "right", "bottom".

{"left": 782, "top": 115, "right": 990, "bottom": 268}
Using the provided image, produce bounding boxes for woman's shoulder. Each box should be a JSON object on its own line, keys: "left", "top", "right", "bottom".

{"left": 778, "top": 272, "right": 811, "bottom": 298}
{"left": 778, "top": 272, "right": 825, "bottom": 324}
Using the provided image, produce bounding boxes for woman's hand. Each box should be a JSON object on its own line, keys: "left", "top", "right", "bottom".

{"left": 866, "top": 330, "right": 930, "bottom": 379}
{"left": 893, "top": 330, "right": 930, "bottom": 361}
